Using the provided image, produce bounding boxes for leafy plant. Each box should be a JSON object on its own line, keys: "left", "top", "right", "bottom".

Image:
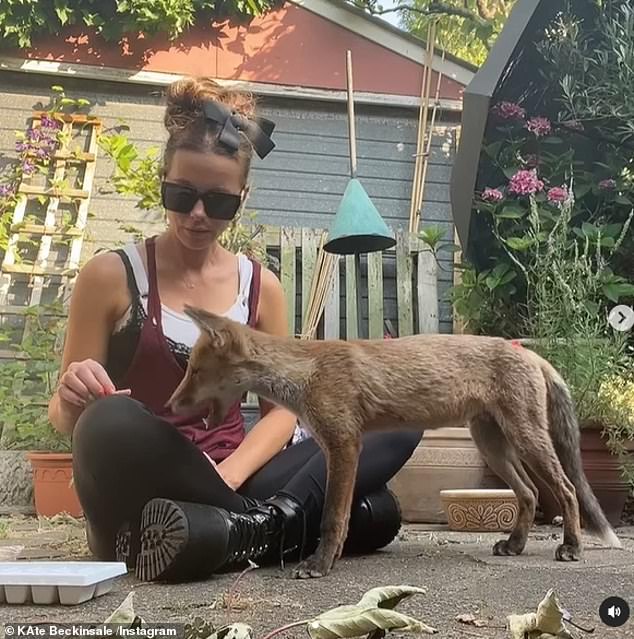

{"left": 0, "top": 85, "right": 93, "bottom": 451}
{"left": 98, "top": 131, "right": 162, "bottom": 211}
{"left": 519, "top": 195, "right": 632, "bottom": 429}
{"left": 0, "top": 0, "right": 278, "bottom": 50}
{"left": 596, "top": 366, "right": 634, "bottom": 488}
{"left": 0, "top": 301, "right": 70, "bottom": 452}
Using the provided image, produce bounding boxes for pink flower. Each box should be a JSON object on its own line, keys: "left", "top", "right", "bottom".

{"left": 482, "top": 187, "right": 504, "bottom": 203}
{"left": 599, "top": 178, "right": 617, "bottom": 191}
{"left": 492, "top": 101, "right": 526, "bottom": 121}
{"left": 547, "top": 186, "right": 568, "bottom": 204}
{"left": 508, "top": 169, "right": 544, "bottom": 196}
{"left": 526, "top": 117, "right": 552, "bottom": 137}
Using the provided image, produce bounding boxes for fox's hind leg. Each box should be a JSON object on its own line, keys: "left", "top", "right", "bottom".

{"left": 496, "top": 406, "right": 583, "bottom": 562}
{"left": 469, "top": 413, "right": 538, "bottom": 556}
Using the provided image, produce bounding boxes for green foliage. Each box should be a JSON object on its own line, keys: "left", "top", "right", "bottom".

{"left": 0, "top": 85, "right": 93, "bottom": 451}
{"left": 0, "top": 302, "right": 70, "bottom": 451}
{"left": 0, "top": 0, "right": 277, "bottom": 49}
{"left": 359, "top": 0, "right": 516, "bottom": 66}
{"left": 452, "top": 5, "right": 634, "bottom": 335}
{"left": 448, "top": 3, "right": 634, "bottom": 462}
{"left": 98, "top": 131, "right": 162, "bottom": 211}
{"left": 520, "top": 196, "right": 632, "bottom": 427}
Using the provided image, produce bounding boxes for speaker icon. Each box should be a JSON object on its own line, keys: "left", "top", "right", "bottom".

{"left": 608, "top": 605, "right": 621, "bottom": 619}
{"left": 600, "top": 596, "right": 629, "bottom": 627}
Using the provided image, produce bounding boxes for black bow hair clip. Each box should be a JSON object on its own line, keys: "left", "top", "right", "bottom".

{"left": 202, "top": 100, "right": 276, "bottom": 159}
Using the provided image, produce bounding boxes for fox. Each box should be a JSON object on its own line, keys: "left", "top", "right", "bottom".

{"left": 166, "top": 305, "right": 621, "bottom": 579}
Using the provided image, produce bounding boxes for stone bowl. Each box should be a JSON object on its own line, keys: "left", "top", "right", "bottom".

{"left": 439, "top": 489, "right": 519, "bottom": 532}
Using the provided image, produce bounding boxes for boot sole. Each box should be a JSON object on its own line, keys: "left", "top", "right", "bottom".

{"left": 135, "top": 498, "right": 189, "bottom": 581}
{"left": 114, "top": 521, "right": 135, "bottom": 568}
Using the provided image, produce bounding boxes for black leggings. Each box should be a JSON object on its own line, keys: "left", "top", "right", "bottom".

{"left": 71, "top": 395, "right": 422, "bottom": 559}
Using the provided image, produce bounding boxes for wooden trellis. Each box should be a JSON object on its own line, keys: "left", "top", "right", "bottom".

{"left": 0, "top": 111, "right": 101, "bottom": 355}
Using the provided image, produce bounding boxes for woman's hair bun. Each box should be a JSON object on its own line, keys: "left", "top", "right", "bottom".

{"left": 164, "top": 77, "right": 256, "bottom": 134}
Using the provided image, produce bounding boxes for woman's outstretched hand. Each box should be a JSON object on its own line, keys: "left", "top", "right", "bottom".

{"left": 57, "top": 358, "right": 131, "bottom": 409}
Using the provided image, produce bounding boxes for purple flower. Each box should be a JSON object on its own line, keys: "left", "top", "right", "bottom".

{"left": 21, "top": 160, "right": 36, "bottom": 175}
{"left": 526, "top": 116, "right": 552, "bottom": 137}
{"left": 40, "top": 115, "right": 61, "bottom": 130}
{"left": 15, "top": 142, "right": 27, "bottom": 153}
{"left": 36, "top": 148, "right": 48, "bottom": 159}
{"left": 492, "top": 101, "right": 526, "bottom": 121}
{"left": 547, "top": 186, "right": 568, "bottom": 204}
{"left": 482, "top": 187, "right": 504, "bottom": 203}
{"left": 27, "top": 127, "right": 41, "bottom": 141}
{"left": 508, "top": 169, "right": 544, "bottom": 196}
{"left": 599, "top": 178, "right": 617, "bottom": 191}
{"left": 0, "top": 184, "right": 13, "bottom": 197}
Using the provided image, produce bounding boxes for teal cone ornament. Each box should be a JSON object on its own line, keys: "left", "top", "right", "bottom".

{"left": 323, "top": 178, "right": 396, "bottom": 255}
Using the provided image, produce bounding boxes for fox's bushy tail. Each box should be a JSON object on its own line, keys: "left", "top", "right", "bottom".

{"left": 534, "top": 355, "right": 621, "bottom": 547}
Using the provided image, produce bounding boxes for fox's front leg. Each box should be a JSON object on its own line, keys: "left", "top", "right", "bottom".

{"left": 293, "top": 430, "right": 361, "bottom": 579}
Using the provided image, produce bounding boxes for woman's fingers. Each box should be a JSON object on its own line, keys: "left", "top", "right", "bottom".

{"left": 58, "top": 359, "right": 131, "bottom": 407}
{"left": 57, "top": 384, "right": 87, "bottom": 408}
{"left": 60, "top": 370, "right": 92, "bottom": 401}
{"left": 86, "top": 360, "right": 117, "bottom": 395}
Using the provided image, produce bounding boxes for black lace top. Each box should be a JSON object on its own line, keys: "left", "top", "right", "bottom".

{"left": 104, "top": 249, "right": 190, "bottom": 387}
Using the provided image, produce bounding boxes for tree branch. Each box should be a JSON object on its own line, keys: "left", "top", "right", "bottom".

{"left": 366, "top": 1, "right": 489, "bottom": 27}
{"left": 475, "top": 0, "right": 497, "bottom": 20}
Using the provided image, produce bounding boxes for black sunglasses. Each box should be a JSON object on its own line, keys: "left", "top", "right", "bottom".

{"left": 161, "top": 182, "right": 242, "bottom": 220}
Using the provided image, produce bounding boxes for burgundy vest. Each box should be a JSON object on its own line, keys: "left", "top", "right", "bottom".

{"left": 119, "top": 235, "right": 261, "bottom": 461}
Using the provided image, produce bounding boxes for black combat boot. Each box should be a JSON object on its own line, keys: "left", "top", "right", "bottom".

{"left": 121, "top": 493, "right": 307, "bottom": 582}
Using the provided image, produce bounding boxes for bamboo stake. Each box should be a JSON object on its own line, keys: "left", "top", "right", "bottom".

{"left": 412, "top": 20, "right": 437, "bottom": 231}
{"left": 346, "top": 50, "right": 357, "bottom": 179}
{"left": 300, "top": 233, "right": 338, "bottom": 339}
{"left": 408, "top": 22, "right": 434, "bottom": 228}
{"left": 413, "top": 46, "right": 445, "bottom": 231}
{"left": 409, "top": 21, "right": 437, "bottom": 232}
{"left": 409, "top": 24, "right": 431, "bottom": 227}
{"left": 409, "top": 22, "right": 434, "bottom": 218}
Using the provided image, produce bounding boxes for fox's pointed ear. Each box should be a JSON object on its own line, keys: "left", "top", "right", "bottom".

{"left": 184, "top": 305, "right": 225, "bottom": 348}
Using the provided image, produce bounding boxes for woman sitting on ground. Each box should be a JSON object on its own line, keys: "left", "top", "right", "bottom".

{"left": 47, "top": 76, "right": 422, "bottom": 582}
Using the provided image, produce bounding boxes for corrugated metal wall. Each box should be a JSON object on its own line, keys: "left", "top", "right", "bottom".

{"left": 0, "top": 72, "right": 459, "bottom": 333}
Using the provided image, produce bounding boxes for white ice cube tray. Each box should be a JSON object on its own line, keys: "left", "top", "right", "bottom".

{"left": 0, "top": 562, "right": 127, "bottom": 606}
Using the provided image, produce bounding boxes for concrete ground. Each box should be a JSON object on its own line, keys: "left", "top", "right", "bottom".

{"left": 0, "top": 515, "right": 633, "bottom": 638}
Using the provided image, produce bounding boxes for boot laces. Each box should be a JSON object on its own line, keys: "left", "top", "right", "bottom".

{"left": 227, "top": 510, "right": 275, "bottom": 563}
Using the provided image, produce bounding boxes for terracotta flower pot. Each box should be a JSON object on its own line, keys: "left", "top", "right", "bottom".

{"left": 27, "top": 452, "right": 83, "bottom": 518}
{"left": 532, "top": 429, "right": 634, "bottom": 527}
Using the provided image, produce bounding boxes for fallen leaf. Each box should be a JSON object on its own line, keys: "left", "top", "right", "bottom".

{"left": 104, "top": 591, "right": 145, "bottom": 631}
{"left": 184, "top": 616, "right": 215, "bottom": 639}
{"left": 210, "top": 623, "right": 254, "bottom": 639}
{"left": 357, "top": 585, "right": 426, "bottom": 610}
{"left": 507, "top": 590, "right": 574, "bottom": 638}
{"left": 307, "top": 604, "right": 437, "bottom": 639}
{"left": 507, "top": 612, "right": 538, "bottom": 638}
{"left": 456, "top": 613, "right": 486, "bottom": 627}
